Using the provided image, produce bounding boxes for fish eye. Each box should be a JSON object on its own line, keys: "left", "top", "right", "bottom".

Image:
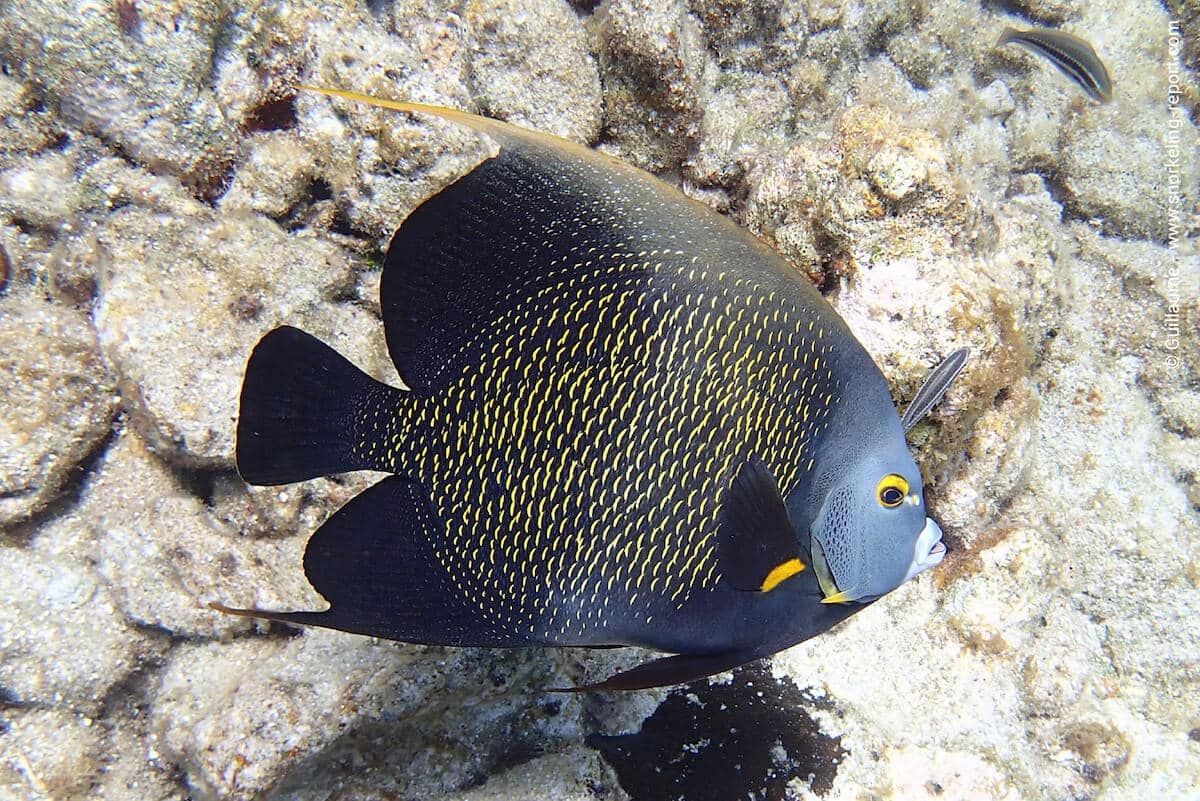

{"left": 877, "top": 474, "right": 909, "bottom": 508}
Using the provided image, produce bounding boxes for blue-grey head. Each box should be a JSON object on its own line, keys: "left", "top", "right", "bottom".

{"left": 808, "top": 430, "right": 945, "bottom": 604}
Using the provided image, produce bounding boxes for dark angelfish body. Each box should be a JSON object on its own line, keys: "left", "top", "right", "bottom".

{"left": 222, "top": 90, "right": 949, "bottom": 691}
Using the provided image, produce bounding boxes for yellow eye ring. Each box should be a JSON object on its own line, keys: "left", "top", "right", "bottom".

{"left": 877, "top": 474, "right": 909, "bottom": 508}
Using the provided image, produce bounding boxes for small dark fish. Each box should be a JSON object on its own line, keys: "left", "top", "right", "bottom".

{"left": 0, "top": 242, "right": 9, "bottom": 293}
{"left": 216, "top": 88, "right": 947, "bottom": 692}
{"left": 902, "top": 348, "right": 970, "bottom": 434}
{"left": 997, "top": 26, "right": 1113, "bottom": 103}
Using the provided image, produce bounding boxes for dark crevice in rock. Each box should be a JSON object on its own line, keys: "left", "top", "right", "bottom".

{"left": 813, "top": 227, "right": 856, "bottom": 296}
{"left": 48, "top": 129, "right": 71, "bottom": 151}
{"left": 182, "top": 156, "right": 236, "bottom": 206}
{"left": 283, "top": 185, "right": 337, "bottom": 233}
{"left": 0, "top": 416, "right": 122, "bottom": 546}
{"left": 176, "top": 465, "right": 220, "bottom": 508}
{"left": 115, "top": 0, "right": 141, "bottom": 37}
{"left": 1030, "top": 166, "right": 1084, "bottom": 224}
{"left": 0, "top": 686, "right": 22, "bottom": 711}
{"left": 308, "top": 176, "right": 333, "bottom": 202}
{"left": 982, "top": 0, "right": 1070, "bottom": 25}
{"left": 243, "top": 94, "right": 298, "bottom": 134}
{"left": 329, "top": 208, "right": 360, "bottom": 238}
{"left": 97, "top": 651, "right": 166, "bottom": 724}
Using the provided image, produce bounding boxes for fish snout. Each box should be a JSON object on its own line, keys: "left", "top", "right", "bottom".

{"left": 901, "top": 517, "right": 946, "bottom": 583}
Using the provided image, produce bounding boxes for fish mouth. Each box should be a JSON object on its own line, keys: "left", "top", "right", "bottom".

{"left": 901, "top": 517, "right": 946, "bottom": 583}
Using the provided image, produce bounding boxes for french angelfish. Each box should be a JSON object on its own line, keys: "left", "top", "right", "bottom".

{"left": 219, "top": 88, "right": 950, "bottom": 691}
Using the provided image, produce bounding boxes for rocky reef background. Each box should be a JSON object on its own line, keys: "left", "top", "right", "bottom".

{"left": 1, "top": 0, "right": 1197, "bottom": 799}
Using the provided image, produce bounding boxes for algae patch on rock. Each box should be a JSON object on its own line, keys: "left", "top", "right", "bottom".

{"left": 590, "top": 666, "right": 846, "bottom": 800}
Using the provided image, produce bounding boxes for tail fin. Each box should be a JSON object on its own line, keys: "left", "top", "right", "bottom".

{"left": 236, "top": 326, "right": 404, "bottom": 485}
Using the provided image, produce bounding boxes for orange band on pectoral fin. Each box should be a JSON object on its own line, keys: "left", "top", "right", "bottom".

{"left": 760, "top": 558, "right": 806, "bottom": 592}
{"left": 715, "top": 456, "right": 806, "bottom": 593}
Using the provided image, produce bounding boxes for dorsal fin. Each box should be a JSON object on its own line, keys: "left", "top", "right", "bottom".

{"left": 381, "top": 138, "right": 643, "bottom": 393}
{"left": 301, "top": 86, "right": 797, "bottom": 395}
{"left": 299, "top": 86, "right": 631, "bottom": 172}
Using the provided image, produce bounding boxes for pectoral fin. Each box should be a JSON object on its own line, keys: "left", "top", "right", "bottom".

{"left": 549, "top": 650, "right": 760, "bottom": 693}
{"left": 716, "top": 455, "right": 806, "bottom": 593}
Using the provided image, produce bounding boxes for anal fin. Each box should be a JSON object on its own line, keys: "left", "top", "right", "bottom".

{"left": 214, "top": 477, "right": 531, "bottom": 647}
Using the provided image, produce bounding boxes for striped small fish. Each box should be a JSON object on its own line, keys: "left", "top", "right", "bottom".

{"left": 997, "top": 26, "right": 1113, "bottom": 103}
{"left": 218, "top": 89, "right": 948, "bottom": 691}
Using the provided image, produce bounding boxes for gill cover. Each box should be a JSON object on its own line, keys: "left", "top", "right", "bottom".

{"left": 809, "top": 446, "right": 942, "bottom": 603}
{"left": 808, "top": 348, "right": 969, "bottom": 603}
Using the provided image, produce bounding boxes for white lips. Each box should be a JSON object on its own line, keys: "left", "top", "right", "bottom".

{"left": 901, "top": 517, "right": 945, "bottom": 583}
